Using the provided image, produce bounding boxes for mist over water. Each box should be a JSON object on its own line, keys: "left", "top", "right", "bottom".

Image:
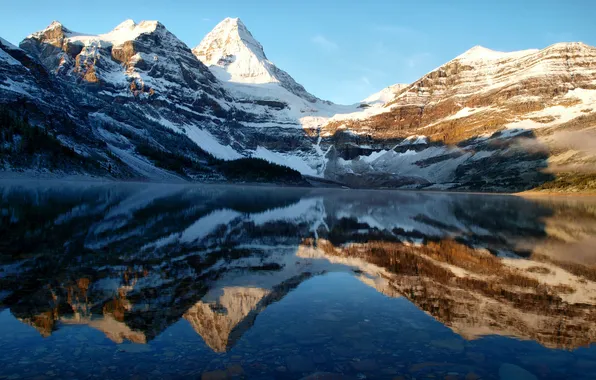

{"left": 1, "top": 181, "right": 596, "bottom": 379}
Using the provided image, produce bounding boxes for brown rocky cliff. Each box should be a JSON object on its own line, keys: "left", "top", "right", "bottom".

{"left": 323, "top": 43, "right": 596, "bottom": 145}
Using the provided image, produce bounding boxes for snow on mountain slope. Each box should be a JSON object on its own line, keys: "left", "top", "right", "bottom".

{"left": 0, "top": 36, "right": 51, "bottom": 100}
{"left": 5, "top": 17, "right": 596, "bottom": 191}
{"left": 324, "top": 42, "right": 596, "bottom": 138}
{"left": 193, "top": 17, "right": 358, "bottom": 128}
{"left": 18, "top": 20, "right": 251, "bottom": 169}
{"left": 67, "top": 19, "right": 168, "bottom": 46}
{"left": 191, "top": 17, "right": 366, "bottom": 175}
{"left": 322, "top": 83, "right": 411, "bottom": 128}
{"left": 454, "top": 45, "right": 539, "bottom": 63}
{"left": 21, "top": 20, "right": 222, "bottom": 98}
{"left": 27, "top": 19, "right": 169, "bottom": 47}
{"left": 18, "top": 19, "right": 344, "bottom": 175}
{"left": 0, "top": 38, "right": 22, "bottom": 66}
{"left": 321, "top": 42, "right": 596, "bottom": 190}
{"left": 361, "top": 83, "right": 408, "bottom": 106}
{"left": 193, "top": 17, "right": 317, "bottom": 101}
{"left": 16, "top": 20, "right": 328, "bottom": 177}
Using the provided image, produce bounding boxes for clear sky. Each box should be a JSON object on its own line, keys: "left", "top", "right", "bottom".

{"left": 1, "top": 0, "right": 595, "bottom": 104}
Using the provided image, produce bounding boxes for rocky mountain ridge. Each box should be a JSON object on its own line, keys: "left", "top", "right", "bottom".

{"left": 1, "top": 18, "right": 596, "bottom": 191}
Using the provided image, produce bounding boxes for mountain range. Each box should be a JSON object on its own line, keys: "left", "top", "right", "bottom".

{"left": 1, "top": 17, "right": 596, "bottom": 191}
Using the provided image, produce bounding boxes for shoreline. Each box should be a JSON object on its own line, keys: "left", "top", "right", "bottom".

{"left": 516, "top": 190, "right": 596, "bottom": 197}
{"left": 2, "top": 171, "right": 596, "bottom": 197}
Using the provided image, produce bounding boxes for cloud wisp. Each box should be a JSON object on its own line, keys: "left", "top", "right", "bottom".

{"left": 311, "top": 34, "right": 339, "bottom": 53}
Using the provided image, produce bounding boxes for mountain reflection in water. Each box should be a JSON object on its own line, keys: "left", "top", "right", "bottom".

{"left": 1, "top": 181, "right": 596, "bottom": 380}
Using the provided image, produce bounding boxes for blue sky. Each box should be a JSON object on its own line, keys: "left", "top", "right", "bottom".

{"left": 1, "top": 0, "right": 594, "bottom": 104}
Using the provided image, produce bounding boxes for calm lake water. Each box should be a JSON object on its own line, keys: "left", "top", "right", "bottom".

{"left": 1, "top": 181, "right": 596, "bottom": 380}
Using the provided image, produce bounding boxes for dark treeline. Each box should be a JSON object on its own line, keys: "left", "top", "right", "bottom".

{"left": 0, "top": 105, "right": 100, "bottom": 172}
{"left": 1, "top": 104, "right": 307, "bottom": 185}
{"left": 217, "top": 157, "right": 306, "bottom": 184}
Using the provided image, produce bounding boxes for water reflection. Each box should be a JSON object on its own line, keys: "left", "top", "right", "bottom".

{"left": 1, "top": 181, "right": 596, "bottom": 379}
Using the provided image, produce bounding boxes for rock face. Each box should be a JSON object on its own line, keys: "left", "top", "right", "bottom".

{"left": 2, "top": 18, "right": 596, "bottom": 191}
{"left": 321, "top": 43, "right": 596, "bottom": 190}
{"left": 16, "top": 19, "right": 241, "bottom": 167}
{"left": 20, "top": 20, "right": 222, "bottom": 96}
{"left": 360, "top": 83, "right": 409, "bottom": 106}
{"left": 0, "top": 37, "right": 53, "bottom": 101}
{"left": 192, "top": 17, "right": 360, "bottom": 175}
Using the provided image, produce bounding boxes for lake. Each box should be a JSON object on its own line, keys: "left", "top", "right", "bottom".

{"left": 1, "top": 181, "right": 596, "bottom": 380}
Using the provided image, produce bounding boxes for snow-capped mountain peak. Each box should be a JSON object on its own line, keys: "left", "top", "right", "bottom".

{"left": 361, "top": 83, "right": 408, "bottom": 106}
{"left": 193, "top": 17, "right": 275, "bottom": 84}
{"left": 454, "top": 44, "right": 539, "bottom": 63}
{"left": 19, "top": 18, "right": 220, "bottom": 105}
{"left": 193, "top": 17, "right": 320, "bottom": 103}
{"left": 101, "top": 20, "right": 168, "bottom": 46}
{"left": 26, "top": 19, "right": 171, "bottom": 51}
{"left": 195, "top": 17, "right": 267, "bottom": 65}
{"left": 112, "top": 19, "right": 137, "bottom": 31}
{"left": 31, "top": 20, "right": 67, "bottom": 35}
{"left": 26, "top": 20, "right": 73, "bottom": 43}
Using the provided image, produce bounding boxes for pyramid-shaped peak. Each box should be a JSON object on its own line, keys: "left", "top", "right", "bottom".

{"left": 221, "top": 17, "right": 243, "bottom": 25}
{"left": 112, "top": 19, "right": 137, "bottom": 31}
{"left": 41, "top": 20, "right": 69, "bottom": 34}
{"left": 193, "top": 17, "right": 320, "bottom": 102}
{"left": 47, "top": 20, "right": 64, "bottom": 29}
{"left": 466, "top": 45, "right": 494, "bottom": 54}
{"left": 194, "top": 17, "right": 267, "bottom": 65}
{"left": 27, "top": 20, "right": 74, "bottom": 40}
{"left": 217, "top": 17, "right": 250, "bottom": 31}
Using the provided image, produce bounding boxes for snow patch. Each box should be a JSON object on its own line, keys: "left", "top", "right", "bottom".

{"left": 62, "top": 20, "right": 162, "bottom": 47}
{"left": 185, "top": 126, "right": 242, "bottom": 161}
{"left": 455, "top": 45, "right": 539, "bottom": 63}
{"left": 506, "top": 88, "right": 596, "bottom": 130}
{"left": 361, "top": 83, "right": 407, "bottom": 105}
{"left": 252, "top": 146, "right": 319, "bottom": 176}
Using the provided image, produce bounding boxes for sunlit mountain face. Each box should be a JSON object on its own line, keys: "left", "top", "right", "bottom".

{"left": 1, "top": 182, "right": 596, "bottom": 379}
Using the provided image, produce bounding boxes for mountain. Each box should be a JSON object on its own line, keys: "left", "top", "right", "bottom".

{"left": 18, "top": 20, "right": 238, "bottom": 159}
{"left": 321, "top": 43, "right": 596, "bottom": 190}
{"left": 0, "top": 37, "right": 53, "bottom": 102}
{"left": 1, "top": 17, "right": 596, "bottom": 191}
{"left": 360, "top": 83, "right": 408, "bottom": 106}
{"left": 193, "top": 17, "right": 319, "bottom": 103}
{"left": 192, "top": 17, "right": 361, "bottom": 175}
{"left": 0, "top": 20, "right": 312, "bottom": 183}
